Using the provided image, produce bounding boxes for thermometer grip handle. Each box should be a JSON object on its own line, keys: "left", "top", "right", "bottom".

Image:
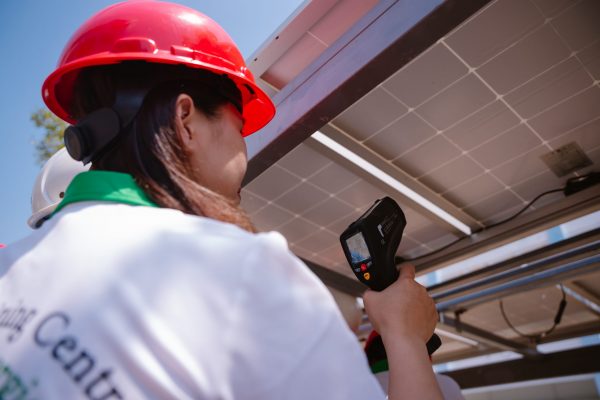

{"left": 426, "top": 333, "right": 442, "bottom": 355}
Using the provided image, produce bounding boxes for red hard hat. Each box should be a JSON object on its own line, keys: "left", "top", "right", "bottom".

{"left": 42, "top": 0, "right": 275, "bottom": 136}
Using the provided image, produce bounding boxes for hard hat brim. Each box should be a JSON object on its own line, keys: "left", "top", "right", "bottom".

{"left": 43, "top": 53, "right": 275, "bottom": 136}
{"left": 27, "top": 204, "right": 57, "bottom": 229}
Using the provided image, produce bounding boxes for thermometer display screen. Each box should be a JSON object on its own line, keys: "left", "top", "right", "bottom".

{"left": 346, "top": 231, "right": 371, "bottom": 263}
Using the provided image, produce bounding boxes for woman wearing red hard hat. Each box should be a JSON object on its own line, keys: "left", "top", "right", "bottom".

{"left": 0, "top": 2, "right": 440, "bottom": 399}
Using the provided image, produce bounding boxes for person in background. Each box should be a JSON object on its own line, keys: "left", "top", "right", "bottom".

{"left": 0, "top": 2, "right": 441, "bottom": 399}
{"left": 28, "top": 147, "right": 89, "bottom": 229}
{"left": 0, "top": 148, "right": 86, "bottom": 248}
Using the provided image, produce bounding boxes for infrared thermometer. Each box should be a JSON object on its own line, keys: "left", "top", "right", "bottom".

{"left": 340, "top": 197, "right": 441, "bottom": 355}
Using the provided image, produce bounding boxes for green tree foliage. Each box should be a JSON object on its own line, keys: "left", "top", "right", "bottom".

{"left": 31, "top": 107, "right": 67, "bottom": 165}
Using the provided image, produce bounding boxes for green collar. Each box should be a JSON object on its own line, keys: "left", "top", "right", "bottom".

{"left": 53, "top": 170, "right": 159, "bottom": 215}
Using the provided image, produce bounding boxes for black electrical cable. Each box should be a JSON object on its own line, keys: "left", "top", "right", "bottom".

{"left": 499, "top": 285, "right": 567, "bottom": 344}
{"left": 397, "top": 186, "right": 565, "bottom": 263}
{"left": 484, "top": 187, "right": 564, "bottom": 230}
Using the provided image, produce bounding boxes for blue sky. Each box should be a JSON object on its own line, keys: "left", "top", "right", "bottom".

{"left": 0, "top": 0, "right": 304, "bottom": 245}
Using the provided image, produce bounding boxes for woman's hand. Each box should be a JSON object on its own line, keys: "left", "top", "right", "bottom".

{"left": 363, "top": 264, "right": 443, "bottom": 400}
{"left": 363, "top": 264, "right": 437, "bottom": 344}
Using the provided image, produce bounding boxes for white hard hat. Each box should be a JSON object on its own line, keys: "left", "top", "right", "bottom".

{"left": 28, "top": 147, "right": 89, "bottom": 229}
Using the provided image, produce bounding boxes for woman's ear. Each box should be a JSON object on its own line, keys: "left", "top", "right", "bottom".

{"left": 175, "top": 94, "right": 195, "bottom": 146}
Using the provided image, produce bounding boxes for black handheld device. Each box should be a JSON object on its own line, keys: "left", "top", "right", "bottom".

{"left": 340, "top": 197, "right": 441, "bottom": 355}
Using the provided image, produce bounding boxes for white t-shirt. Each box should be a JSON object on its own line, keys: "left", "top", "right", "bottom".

{"left": 0, "top": 202, "right": 385, "bottom": 399}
